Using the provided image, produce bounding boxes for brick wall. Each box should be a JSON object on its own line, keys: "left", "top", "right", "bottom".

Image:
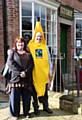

{"left": 0, "top": 1, "right": 5, "bottom": 73}
{"left": 0, "top": 0, "right": 5, "bottom": 88}
{"left": 6, "top": 0, "right": 19, "bottom": 47}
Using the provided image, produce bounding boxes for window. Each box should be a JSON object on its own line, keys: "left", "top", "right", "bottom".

{"left": 21, "top": 1, "right": 57, "bottom": 61}
{"left": 75, "top": 18, "right": 82, "bottom": 56}
{"left": 22, "top": 2, "right": 32, "bottom": 39}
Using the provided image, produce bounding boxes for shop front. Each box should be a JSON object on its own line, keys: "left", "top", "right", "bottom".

{"left": 52, "top": 4, "right": 74, "bottom": 92}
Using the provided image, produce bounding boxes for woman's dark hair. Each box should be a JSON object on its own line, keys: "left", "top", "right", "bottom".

{"left": 14, "top": 37, "right": 27, "bottom": 51}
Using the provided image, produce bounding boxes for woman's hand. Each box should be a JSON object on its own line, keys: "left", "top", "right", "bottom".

{"left": 20, "top": 71, "right": 26, "bottom": 78}
{"left": 5, "top": 84, "right": 11, "bottom": 94}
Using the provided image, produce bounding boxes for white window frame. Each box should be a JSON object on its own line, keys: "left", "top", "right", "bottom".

{"left": 19, "top": 0, "right": 59, "bottom": 56}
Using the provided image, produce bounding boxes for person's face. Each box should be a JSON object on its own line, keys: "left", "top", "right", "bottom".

{"left": 35, "top": 32, "right": 42, "bottom": 43}
{"left": 16, "top": 41, "right": 24, "bottom": 51}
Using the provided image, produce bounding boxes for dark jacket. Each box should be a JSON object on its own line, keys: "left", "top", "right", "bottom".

{"left": 7, "top": 49, "right": 34, "bottom": 86}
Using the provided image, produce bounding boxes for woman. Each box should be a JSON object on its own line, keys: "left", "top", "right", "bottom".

{"left": 7, "top": 37, "right": 34, "bottom": 119}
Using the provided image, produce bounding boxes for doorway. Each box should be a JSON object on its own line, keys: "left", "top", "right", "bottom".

{"left": 60, "top": 24, "right": 68, "bottom": 74}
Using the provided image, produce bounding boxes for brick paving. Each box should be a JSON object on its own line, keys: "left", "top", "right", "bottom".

{"left": 0, "top": 91, "right": 82, "bottom": 120}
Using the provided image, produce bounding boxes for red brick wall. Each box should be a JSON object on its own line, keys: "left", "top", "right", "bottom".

{"left": 6, "top": 0, "right": 19, "bottom": 47}
{"left": 0, "top": 1, "right": 5, "bottom": 72}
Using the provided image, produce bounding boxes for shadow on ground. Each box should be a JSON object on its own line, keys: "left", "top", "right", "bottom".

{"left": 29, "top": 109, "right": 74, "bottom": 118}
{"left": 10, "top": 109, "right": 75, "bottom": 120}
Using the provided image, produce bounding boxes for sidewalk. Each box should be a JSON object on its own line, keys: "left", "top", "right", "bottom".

{"left": 0, "top": 91, "right": 82, "bottom": 120}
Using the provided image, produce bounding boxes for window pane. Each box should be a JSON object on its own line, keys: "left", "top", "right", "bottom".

{"left": 51, "top": 10, "right": 56, "bottom": 21}
{"left": 22, "top": 2, "right": 32, "bottom": 16}
{"left": 34, "top": 4, "right": 40, "bottom": 18}
{"left": 41, "top": 6, "right": 46, "bottom": 19}
{"left": 22, "top": 17, "right": 32, "bottom": 30}
{"left": 47, "top": 8, "right": 51, "bottom": 21}
{"left": 47, "top": 21, "right": 51, "bottom": 33}
{"left": 76, "top": 31, "right": 82, "bottom": 38}
{"left": 75, "top": 19, "right": 82, "bottom": 56}
{"left": 47, "top": 33, "right": 52, "bottom": 45}
{"left": 41, "top": 19, "right": 45, "bottom": 32}
{"left": 52, "top": 34, "right": 56, "bottom": 45}
{"left": 52, "top": 22, "right": 56, "bottom": 33}
{"left": 76, "top": 20, "right": 82, "bottom": 39}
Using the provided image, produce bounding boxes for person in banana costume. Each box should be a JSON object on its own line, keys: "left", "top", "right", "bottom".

{"left": 28, "top": 18, "right": 53, "bottom": 114}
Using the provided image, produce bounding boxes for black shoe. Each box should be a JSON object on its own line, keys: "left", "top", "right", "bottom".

{"left": 43, "top": 108, "right": 53, "bottom": 114}
{"left": 34, "top": 110, "right": 40, "bottom": 115}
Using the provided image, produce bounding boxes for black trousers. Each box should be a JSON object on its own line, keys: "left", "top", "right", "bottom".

{"left": 38, "top": 84, "right": 48, "bottom": 109}
{"left": 32, "top": 84, "right": 48, "bottom": 110}
{"left": 9, "top": 87, "right": 31, "bottom": 117}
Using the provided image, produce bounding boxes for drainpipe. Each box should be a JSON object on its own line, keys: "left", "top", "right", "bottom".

{"left": 2, "top": 0, "right": 8, "bottom": 62}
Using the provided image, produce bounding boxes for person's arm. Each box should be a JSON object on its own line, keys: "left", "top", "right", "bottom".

{"left": 7, "top": 49, "right": 21, "bottom": 74}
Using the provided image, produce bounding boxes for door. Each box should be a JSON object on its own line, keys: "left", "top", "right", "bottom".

{"left": 60, "top": 24, "right": 68, "bottom": 74}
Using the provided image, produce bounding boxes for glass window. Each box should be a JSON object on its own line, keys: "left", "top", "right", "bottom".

{"left": 47, "top": 20, "right": 51, "bottom": 33}
{"left": 51, "top": 11, "right": 56, "bottom": 21}
{"left": 76, "top": 20, "right": 82, "bottom": 39}
{"left": 52, "top": 21, "right": 56, "bottom": 33}
{"left": 75, "top": 19, "right": 82, "bottom": 56}
{"left": 22, "top": 2, "right": 32, "bottom": 16}
{"left": 21, "top": 1, "right": 57, "bottom": 60}
{"left": 22, "top": 17, "right": 32, "bottom": 30}
{"left": 22, "top": 2, "right": 32, "bottom": 39}
{"left": 34, "top": 4, "right": 40, "bottom": 18}
{"left": 52, "top": 34, "right": 56, "bottom": 45}
{"left": 41, "top": 19, "right": 45, "bottom": 32}
{"left": 41, "top": 6, "right": 46, "bottom": 19}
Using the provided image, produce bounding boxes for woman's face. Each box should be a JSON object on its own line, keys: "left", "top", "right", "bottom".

{"left": 16, "top": 41, "right": 24, "bottom": 51}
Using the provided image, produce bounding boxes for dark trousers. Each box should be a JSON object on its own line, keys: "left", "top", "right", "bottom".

{"left": 9, "top": 87, "right": 31, "bottom": 117}
{"left": 31, "top": 84, "right": 48, "bottom": 110}
{"left": 38, "top": 84, "right": 48, "bottom": 109}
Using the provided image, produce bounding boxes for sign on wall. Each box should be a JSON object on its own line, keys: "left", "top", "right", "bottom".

{"left": 59, "top": 5, "right": 74, "bottom": 20}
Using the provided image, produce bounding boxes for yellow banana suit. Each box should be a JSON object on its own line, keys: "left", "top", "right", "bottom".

{"left": 28, "top": 20, "right": 49, "bottom": 97}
